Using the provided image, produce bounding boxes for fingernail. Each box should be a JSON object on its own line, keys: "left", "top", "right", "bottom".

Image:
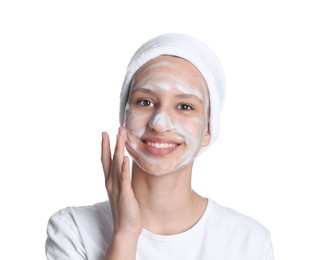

{"left": 118, "top": 127, "right": 122, "bottom": 134}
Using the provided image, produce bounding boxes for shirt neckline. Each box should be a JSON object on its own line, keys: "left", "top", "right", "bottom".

{"left": 140, "top": 198, "right": 214, "bottom": 241}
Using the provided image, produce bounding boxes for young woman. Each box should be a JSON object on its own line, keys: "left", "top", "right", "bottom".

{"left": 46, "top": 33, "right": 274, "bottom": 260}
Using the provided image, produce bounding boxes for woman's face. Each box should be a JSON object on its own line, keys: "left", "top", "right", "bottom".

{"left": 124, "top": 55, "right": 210, "bottom": 176}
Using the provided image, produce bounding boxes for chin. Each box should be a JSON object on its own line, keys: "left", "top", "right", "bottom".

{"left": 138, "top": 164, "right": 175, "bottom": 176}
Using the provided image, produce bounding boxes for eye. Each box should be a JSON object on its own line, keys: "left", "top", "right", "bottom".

{"left": 137, "top": 99, "right": 155, "bottom": 107}
{"left": 177, "top": 104, "right": 193, "bottom": 111}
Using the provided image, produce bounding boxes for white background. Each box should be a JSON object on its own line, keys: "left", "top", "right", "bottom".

{"left": 0, "top": 0, "right": 310, "bottom": 259}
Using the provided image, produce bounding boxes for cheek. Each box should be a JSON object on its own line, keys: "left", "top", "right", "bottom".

{"left": 124, "top": 107, "right": 150, "bottom": 137}
{"left": 175, "top": 117, "right": 205, "bottom": 141}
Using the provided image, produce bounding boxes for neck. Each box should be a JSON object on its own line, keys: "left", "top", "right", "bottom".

{"left": 131, "top": 162, "right": 207, "bottom": 235}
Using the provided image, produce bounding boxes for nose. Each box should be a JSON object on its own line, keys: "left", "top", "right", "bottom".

{"left": 148, "top": 111, "right": 174, "bottom": 132}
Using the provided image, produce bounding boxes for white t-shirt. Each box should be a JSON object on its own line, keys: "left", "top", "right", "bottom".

{"left": 45, "top": 199, "right": 274, "bottom": 260}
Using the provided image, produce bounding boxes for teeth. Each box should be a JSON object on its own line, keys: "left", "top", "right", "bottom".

{"left": 146, "top": 142, "right": 176, "bottom": 148}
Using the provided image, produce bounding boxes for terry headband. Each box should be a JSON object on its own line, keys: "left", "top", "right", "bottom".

{"left": 119, "top": 33, "right": 226, "bottom": 147}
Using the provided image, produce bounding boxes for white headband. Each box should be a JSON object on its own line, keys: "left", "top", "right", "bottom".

{"left": 119, "top": 33, "right": 226, "bottom": 147}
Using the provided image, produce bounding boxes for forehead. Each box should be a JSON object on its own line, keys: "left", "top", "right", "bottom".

{"left": 132, "top": 55, "right": 208, "bottom": 96}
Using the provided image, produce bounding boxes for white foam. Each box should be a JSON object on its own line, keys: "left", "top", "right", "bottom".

{"left": 148, "top": 111, "right": 174, "bottom": 132}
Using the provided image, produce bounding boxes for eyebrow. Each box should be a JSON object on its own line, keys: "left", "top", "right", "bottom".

{"left": 131, "top": 87, "right": 160, "bottom": 100}
{"left": 175, "top": 94, "right": 203, "bottom": 104}
{"left": 132, "top": 87, "right": 155, "bottom": 95}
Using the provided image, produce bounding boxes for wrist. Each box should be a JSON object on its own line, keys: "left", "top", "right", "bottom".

{"left": 105, "top": 231, "right": 140, "bottom": 260}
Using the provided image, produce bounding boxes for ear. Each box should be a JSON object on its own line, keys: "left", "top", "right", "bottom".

{"left": 201, "top": 122, "right": 211, "bottom": 148}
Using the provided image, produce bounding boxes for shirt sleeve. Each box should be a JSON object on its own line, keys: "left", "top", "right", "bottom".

{"left": 45, "top": 209, "right": 87, "bottom": 260}
{"left": 263, "top": 233, "right": 274, "bottom": 260}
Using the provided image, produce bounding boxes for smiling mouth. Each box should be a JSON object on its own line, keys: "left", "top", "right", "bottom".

{"left": 141, "top": 139, "right": 181, "bottom": 156}
{"left": 144, "top": 141, "right": 177, "bottom": 148}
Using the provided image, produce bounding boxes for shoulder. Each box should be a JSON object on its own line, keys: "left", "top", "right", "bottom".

{"left": 46, "top": 201, "right": 113, "bottom": 259}
{"left": 49, "top": 200, "right": 112, "bottom": 228}
{"left": 207, "top": 200, "right": 272, "bottom": 256}
{"left": 48, "top": 201, "right": 114, "bottom": 238}
{"left": 209, "top": 199, "right": 270, "bottom": 236}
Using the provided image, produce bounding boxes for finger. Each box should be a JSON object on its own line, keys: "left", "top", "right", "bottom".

{"left": 113, "top": 128, "right": 126, "bottom": 172}
{"left": 101, "top": 132, "right": 112, "bottom": 179}
{"left": 121, "top": 156, "right": 131, "bottom": 183}
{"left": 119, "top": 127, "right": 128, "bottom": 142}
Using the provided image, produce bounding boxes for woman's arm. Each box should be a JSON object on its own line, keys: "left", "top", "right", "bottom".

{"left": 101, "top": 128, "right": 142, "bottom": 260}
{"left": 104, "top": 232, "right": 139, "bottom": 259}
